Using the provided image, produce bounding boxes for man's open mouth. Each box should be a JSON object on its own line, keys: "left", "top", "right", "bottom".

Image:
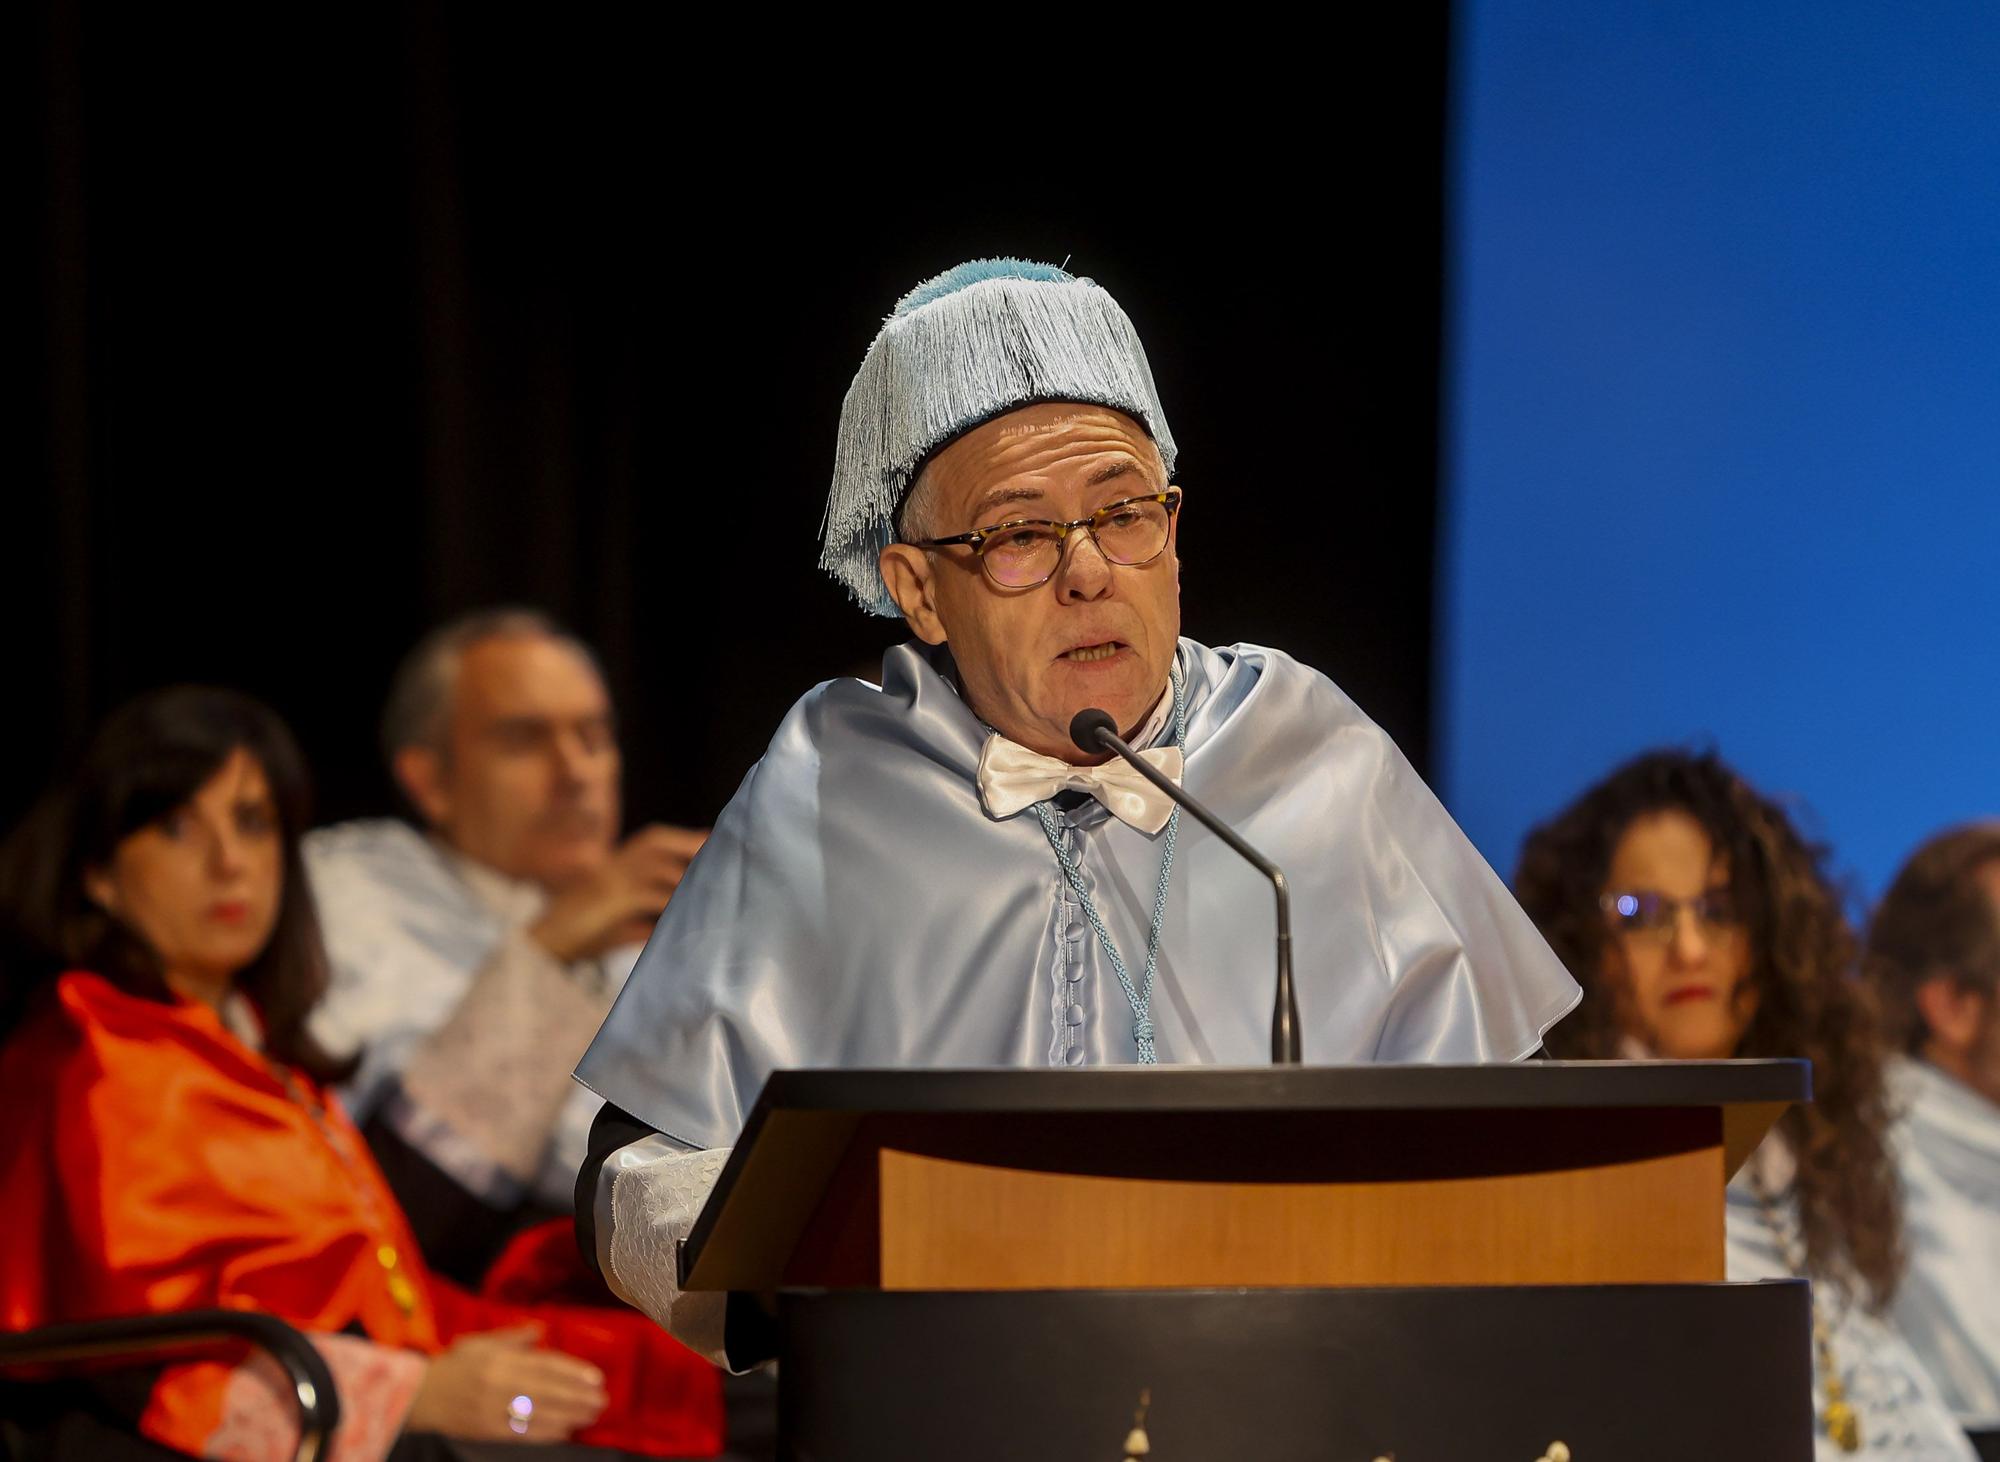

{"left": 1060, "top": 641, "right": 1126, "bottom": 663}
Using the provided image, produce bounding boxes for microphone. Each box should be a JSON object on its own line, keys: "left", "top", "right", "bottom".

{"left": 1069, "top": 708, "right": 1301, "bottom": 1064}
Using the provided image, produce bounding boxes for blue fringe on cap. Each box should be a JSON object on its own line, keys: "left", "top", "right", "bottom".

{"left": 892, "top": 257, "right": 1077, "bottom": 316}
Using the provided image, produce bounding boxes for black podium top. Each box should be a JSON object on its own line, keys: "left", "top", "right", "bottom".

{"left": 734, "top": 1059, "right": 1808, "bottom": 1125}
{"left": 681, "top": 1060, "right": 1809, "bottom": 1287}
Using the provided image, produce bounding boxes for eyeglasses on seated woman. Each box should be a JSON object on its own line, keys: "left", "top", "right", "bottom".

{"left": 1513, "top": 749, "right": 1977, "bottom": 1462}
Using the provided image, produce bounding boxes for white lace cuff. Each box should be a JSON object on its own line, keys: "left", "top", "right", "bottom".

{"left": 603, "top": 1138, "right": 735, "bottom": 1367}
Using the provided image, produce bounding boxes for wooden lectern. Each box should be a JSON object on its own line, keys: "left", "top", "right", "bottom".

{"left": 682, "top": 1061, "right": 1813, "bottom": 1460}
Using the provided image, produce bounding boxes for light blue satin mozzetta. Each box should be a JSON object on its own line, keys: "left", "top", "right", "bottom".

{"left": 574, "top": 639, "right": 1582, "bottom": 1150}
{"left": 1888, "top": 1056, "right": 2000, "bottom": 1428}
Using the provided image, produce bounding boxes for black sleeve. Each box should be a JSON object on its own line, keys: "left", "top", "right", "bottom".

{"left": 575, "top": 1100, "right": 656, "bottom": 1276}
{"left": 722, "top": 1292, "right": 782, "bottom": 1371}
{"left": 360, "top": 1104, "right": 551, "bottom": 1289}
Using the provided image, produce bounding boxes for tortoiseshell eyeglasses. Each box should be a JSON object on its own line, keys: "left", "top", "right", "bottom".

{"left": 910, "top": 488, "right": 1183, "bottom": 590}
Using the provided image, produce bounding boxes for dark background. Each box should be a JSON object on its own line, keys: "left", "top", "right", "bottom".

{"left": 18, "top": 8, "right": 1449, "bottom": 834}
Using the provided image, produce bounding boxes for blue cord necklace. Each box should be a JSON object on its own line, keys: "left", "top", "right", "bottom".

{"left": 1030, "top": 664, "right": 1186, "bottom": 1064}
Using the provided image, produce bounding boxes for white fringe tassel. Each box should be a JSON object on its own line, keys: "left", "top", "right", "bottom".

{"left": 818, "top": 275, "right": 1178, "bottom": 617}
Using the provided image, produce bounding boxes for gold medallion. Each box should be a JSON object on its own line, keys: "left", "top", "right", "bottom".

{"left": 386, "top": 1269, "right": 420, "bottom": 1316}
{"left": 1822, "top": 1375, "right": 1861, "bottom": 1452}
{"left": 1824, "top": 1397, "right": 1861, "bottom": 1453}
{"left": 377, "top": 1244, "right": 419, "bottom": 1315}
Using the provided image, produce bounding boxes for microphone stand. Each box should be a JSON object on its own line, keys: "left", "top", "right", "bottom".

{"left": 1072, "top": 711, "right": 1301, "bottom": 1064}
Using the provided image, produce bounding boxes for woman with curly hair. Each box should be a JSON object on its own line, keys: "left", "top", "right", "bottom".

{"left": 1514, "top": 749, "right": 1973, "bottom": 1460}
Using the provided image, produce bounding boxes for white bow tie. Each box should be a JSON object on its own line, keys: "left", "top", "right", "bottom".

{"left": 976, "top": 734, "right": 1184, "bottom": 835}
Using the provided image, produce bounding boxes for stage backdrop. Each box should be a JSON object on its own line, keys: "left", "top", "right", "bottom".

{"left": 1439, "top": 0, "right": 2000, "bottom": 898}
{"left": 16, "top": 8, "right": 1450, "bottom": 836}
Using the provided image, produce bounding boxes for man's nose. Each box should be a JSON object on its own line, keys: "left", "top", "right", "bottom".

{"left": 1053, "top": 528, "right": 1114, "bottom": 602}
{"left": 551, "top": 731, "right": 597, "bottom": 783}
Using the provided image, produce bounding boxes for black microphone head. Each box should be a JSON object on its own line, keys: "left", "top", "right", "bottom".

{"left": 1069, "top": 708, "right": 1118, "bottom": 755}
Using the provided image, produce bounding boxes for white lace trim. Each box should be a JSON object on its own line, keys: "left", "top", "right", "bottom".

{"left": 605, "top": 1141, "right": 734, "bottom": 1367}
{"left": 399, "top": 926, "right": 613, "bottom": 1182}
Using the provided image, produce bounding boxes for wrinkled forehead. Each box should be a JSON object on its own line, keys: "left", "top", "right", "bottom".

{"left": 453, "top": 633, "right": 610, "bottom": 723}
{"left": 924, "top": 402, "right": 1166, "bottom": 513}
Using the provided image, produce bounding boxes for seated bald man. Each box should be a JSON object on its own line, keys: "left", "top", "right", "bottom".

{"left": 306, "top": 608, "right": 704, "bottom": 1283}
{"left": 572, "top": 259, "right": 1581, "bottom": 1364}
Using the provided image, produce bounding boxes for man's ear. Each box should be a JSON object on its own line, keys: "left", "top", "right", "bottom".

{"left": 879, "top": 545, "right": 948, "bottom": 646}
{"left": 1915, "top": 975, "right": 1985, "bottom": 1055}
{"left": 392, "top": 745, "right": 453, "bottom": 829}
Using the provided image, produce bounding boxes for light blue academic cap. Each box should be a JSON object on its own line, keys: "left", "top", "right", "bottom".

{"left": 818, "top": 258, "right": 1178, "bottom": 617}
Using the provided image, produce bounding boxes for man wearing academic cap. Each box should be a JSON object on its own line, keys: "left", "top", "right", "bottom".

{"left": 573, "top": 259, "right": 1581, "bottom": 1361}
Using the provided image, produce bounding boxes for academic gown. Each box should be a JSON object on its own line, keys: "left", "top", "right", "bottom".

{"left": 1889, "top": 1055, "right": 2000, "bottom": 1429}
{"left": 1727, "top": 1137, "right": 1978, "bottom": 1460}
{"left": 0, "top": 972, "right": 723, "bottom": 1461}
{"left": 577, "top": 637, "right": 1580, "bottom": 1147}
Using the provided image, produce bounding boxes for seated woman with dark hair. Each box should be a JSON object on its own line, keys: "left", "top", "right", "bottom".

{"left": 0, "top": 687, "right": 722, "bottom": 1461}
{"left": 1514, "top": 749, "right": 1973, "bottom": 1461}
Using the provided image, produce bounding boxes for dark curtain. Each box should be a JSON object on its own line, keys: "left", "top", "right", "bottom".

{"left": 18, "top": 5, "right": 1449, "bottom": 835}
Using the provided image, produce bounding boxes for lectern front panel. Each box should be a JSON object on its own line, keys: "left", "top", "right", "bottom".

{"left": 875, "top": 1123, "right": 1721, "bottom": 1288}
{"left": 678, "top": 1063, "right": 1805, "bottom": 1292}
